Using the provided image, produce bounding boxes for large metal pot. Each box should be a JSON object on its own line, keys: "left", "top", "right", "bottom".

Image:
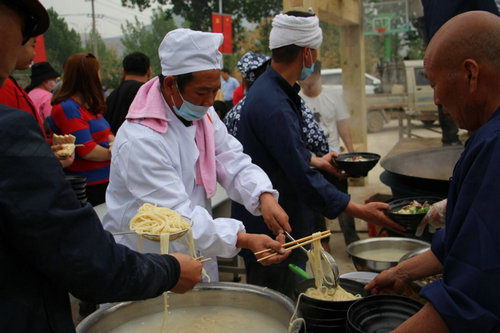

{"left": 380, "top": 145, "right": 463, "bottom": 198}
{"left": 76, "top": 282, "right": 302, "bottom": 333}
{"left": 346, "top": 237, "right": 430, "bottom": 273}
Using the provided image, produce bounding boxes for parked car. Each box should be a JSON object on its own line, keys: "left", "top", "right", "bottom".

{"left": 321, "top": 68, "right": 382, "bottom": 94}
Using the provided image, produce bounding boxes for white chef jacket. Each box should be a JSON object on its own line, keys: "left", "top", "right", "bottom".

{"left": 103, "top": 105, "right": 278, "bottom": 281}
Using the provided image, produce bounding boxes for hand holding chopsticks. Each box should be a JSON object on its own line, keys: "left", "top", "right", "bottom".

{"left": 194, "top": 256, "right": 211, "bottom": 264}
{"left": 255, "top": 230, "right": 331, "bottom": 262}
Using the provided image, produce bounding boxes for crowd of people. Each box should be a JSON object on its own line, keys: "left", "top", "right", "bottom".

{"left": 1, "top": 0, "right": 499, "bottom": 332}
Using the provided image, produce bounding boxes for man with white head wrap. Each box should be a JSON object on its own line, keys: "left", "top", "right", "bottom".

{"left": 103, "top": 28, "right": 290, "bottom": 282}
{"left": 233, "top": 11, "right": 405, "bottom": 297}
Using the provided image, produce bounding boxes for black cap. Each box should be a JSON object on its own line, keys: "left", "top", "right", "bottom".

{"left": 3, "top": 0, "right": 50, "bottom": 39}
{"left": 25, "top": 62, "right": 60, "bottom": 92}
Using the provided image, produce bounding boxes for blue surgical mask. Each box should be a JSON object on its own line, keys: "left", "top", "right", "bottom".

{"left": 171, "top": 87, "right": 210, "bottom": 121}
{"left": 298, "top": 51, "right": 315, "bottom": 81}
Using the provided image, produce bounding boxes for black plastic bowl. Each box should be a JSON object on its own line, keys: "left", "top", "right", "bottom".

{"left": 334, "top": 153, "right": 380, "bottom": 178}
{"left": 347, "top": 294, "right": 424, "bottom": 333}
{"left": 386, "top": 196, "right": 443, "bottom": 232}
{"left": 295, "top": 278, "right": 369, "bottom": 317}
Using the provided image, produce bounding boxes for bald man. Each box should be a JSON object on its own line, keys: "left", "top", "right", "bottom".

{"left": 366, "top": 11, "right": 500, "bottom": 332}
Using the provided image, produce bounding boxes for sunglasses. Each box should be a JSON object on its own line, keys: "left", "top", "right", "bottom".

{"left": 22, "top": 15, "right": 40, "bottom": 45}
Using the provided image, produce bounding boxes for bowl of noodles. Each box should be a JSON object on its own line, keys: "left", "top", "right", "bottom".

{"left": 333, "top": 152, "right": 380, "bottom": 178}
{"left": 386, "top": 196, "right": 443, "bottom": 233}
{"left": 129, "top": 203, "right": 193, "bottom": 242}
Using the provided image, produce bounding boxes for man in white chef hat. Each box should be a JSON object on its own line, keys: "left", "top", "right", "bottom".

{"left": 104, "top": 28, "right": 291, "bottom": 281}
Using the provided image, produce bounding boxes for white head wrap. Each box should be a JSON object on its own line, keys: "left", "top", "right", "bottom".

{"left": 159, "top": 28, "right": 223, "bottom": 76}
{"left": 269, "top": 13, "right": 323, "bottom": 50}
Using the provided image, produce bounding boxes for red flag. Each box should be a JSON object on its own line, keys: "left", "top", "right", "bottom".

{"left": 212, "top": 12, "right": 232, "bottom": 54}
{"left": 34, "top": 34, "right": 47, "bottom": 63}
{"left": 222, "top": 15, "right": 232, "bottom": 54}
{"left": 212, "top": 13, "right": 222, "bottom": 33}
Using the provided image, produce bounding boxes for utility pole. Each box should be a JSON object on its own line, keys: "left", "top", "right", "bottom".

{"left": 91, "top": 0, "right": 98, "bottom": 57}
{"left": 219, "top": 0, "right": 223, "bottom": 66}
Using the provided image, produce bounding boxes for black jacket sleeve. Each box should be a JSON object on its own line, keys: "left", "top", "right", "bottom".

{"left": 0, "top": 106, "right": 180, "bottom": 303}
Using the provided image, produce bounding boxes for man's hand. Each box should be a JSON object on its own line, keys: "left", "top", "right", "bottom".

{"left": 259, "top": 192, "right": 291, "bottom": 235}
{"left": 345, "top": 201, "right": 407, "bottom": 234}
{"left": 416, "top": 199, "right": 447, "bottom": 236}
{"left": 236, "top": 232, "right": 290, "bottom": 265}
{"left": 108, "top": 134, "right": 115, "bottom": 150}
{"left": 169, "top": 253, "right": 202, "bottom": 293}
{"left": 364, "top": 266, "right": 411, "bottom": 295}
{"left": 310, "top": 152, "right": 348, "bottom": 179}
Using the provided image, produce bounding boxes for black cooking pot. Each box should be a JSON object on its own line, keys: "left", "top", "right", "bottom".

{"left": 295, "top": 278, "right": 369, "bottom": 333}
{"left": 380, "top": 146, "right": 463, "bottom": 198}
{"left": 347, "top": 294, "right": 424, "bottom": 333}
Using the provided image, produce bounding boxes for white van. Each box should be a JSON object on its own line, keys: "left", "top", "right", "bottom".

{"left": 320, "top": 68, "right": 381, "bottom": 94}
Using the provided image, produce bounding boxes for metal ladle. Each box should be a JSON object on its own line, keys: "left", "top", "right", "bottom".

{"left": 284, "top": 231, "right": 340, "bottom": 287}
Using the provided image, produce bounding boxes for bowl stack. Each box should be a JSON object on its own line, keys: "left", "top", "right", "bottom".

{"left": 66, "top": 175, "right": 87, "bottom": 203}
{"left": 347, "top": 294, "right": 423, "bottom": 333}
{"left": 295, "top": 278, "right": 369, "bottom": 333}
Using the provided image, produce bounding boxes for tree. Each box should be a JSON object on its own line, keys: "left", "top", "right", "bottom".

{"left": 44, "top": 8, "right": 83, "bottom": 73}
{"left": 83, "top": 33, "right": 122, "bottom": 90}
{"left": 120, "top": 0, "right": 281, "bottom": 48}
{"left": 121, "top": 7, "right": 178, "bottom": 76}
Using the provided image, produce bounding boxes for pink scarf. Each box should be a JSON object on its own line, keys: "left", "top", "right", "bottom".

{"left": 126, "top": 77, "right": 216, "bottom": 198}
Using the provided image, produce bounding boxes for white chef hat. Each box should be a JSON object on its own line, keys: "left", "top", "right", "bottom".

{"left": 159, "top": 28, "right": 223, "bottom": 76}
{"left": 269, "top": 13, "right": 323, "bottom": 50}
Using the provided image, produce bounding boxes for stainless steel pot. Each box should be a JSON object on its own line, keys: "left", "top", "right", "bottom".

{"left": 346, "top": 237, "right": 430, "bottom": 273}
{"left": 76, "top": 282, "right": 302, "bottom": 333}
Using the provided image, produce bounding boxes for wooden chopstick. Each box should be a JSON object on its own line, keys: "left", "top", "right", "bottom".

{"left": 253, "top": 230, "right": 331, "bottom": 255}
{"left": 256, "top": 232, "right": 331, "bottom": 262}
{"left": 193, "top": 256, "right": 211, "bottom": 263}
{"left": 198, "top": 258, "right": 211, "bottom": 263}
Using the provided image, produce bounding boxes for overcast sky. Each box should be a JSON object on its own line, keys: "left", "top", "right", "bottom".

{"left": 40, "top": 0, "right": 158, "bottom": 38}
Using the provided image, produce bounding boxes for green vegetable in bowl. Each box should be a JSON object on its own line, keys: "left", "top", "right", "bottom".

{"left": 397, "top": 200, "right": 431, "bottom": 215}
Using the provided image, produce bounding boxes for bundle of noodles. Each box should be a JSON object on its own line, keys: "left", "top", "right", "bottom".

{"left": 304, "top": 232, "right": 360, "bottom": 301}
{"left": 130, "top": 203, "right": 190, "bottom": 235}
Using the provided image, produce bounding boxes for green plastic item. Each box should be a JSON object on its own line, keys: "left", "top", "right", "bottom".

{"left": 288, "top": 264, "right": 311, "bottom": 279}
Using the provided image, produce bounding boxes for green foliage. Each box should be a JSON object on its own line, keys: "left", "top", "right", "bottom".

{"left": 120, "top": 7, "right": 177, "bottom": 76}
{"left": 44, "top": 8, "right": 83, "bottom": 73}
{"left": 84, "top": 33, "right": 122, "bottom": 90}
{"left": 120, "top": 0, "right": 282, "bottom": 51}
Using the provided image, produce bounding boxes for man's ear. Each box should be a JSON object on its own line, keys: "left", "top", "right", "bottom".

{"left": 146, "top": 68, "right": 152, "bottom": 79}
{"left": 163, "top": 76, "right": 177, "bottom": 95}
{"left": 463, "top": 58, "right": 479, "bottom": 93}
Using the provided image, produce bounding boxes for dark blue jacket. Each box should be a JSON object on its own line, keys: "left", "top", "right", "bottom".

{"left": 422, "top": 0, "right": 499, "bottom": 43}
{"left": 233, "top": 66, "right": 350, "bottom": 265}
{"left": 421, "top": 109, "right": 500, "bottom": 332}
{"left": 0, "top": 106, "right": 180, "bottom": 332}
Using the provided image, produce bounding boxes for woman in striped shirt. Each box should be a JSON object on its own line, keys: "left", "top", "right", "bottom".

{"left": 50, "top": 53, "right": 114, "bottom": 206}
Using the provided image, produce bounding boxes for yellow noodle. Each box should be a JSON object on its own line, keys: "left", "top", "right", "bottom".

{"left": 305, "top": 232, "right": 360, "bottom": 301}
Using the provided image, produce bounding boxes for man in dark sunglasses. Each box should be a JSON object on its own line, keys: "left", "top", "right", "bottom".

{"left": 0, "top": 1, "right": 203, "bottom": 331}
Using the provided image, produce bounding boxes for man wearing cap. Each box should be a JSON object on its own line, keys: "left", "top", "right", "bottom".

{"left": 25, "top": 61, "right": 60, "bottom": 122}
{"left": 0, "top": 1, "right": 210, "bottom": 330}
{"left": 234, "top": 11, "right": 405, "bottom": 296}
{"left": 104, "top": 28, "right": 290, "bottom": 281}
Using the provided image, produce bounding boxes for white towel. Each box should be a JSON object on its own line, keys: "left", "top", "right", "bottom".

{"left": 269, "top": 13, "right": 323, "bottom": 50}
